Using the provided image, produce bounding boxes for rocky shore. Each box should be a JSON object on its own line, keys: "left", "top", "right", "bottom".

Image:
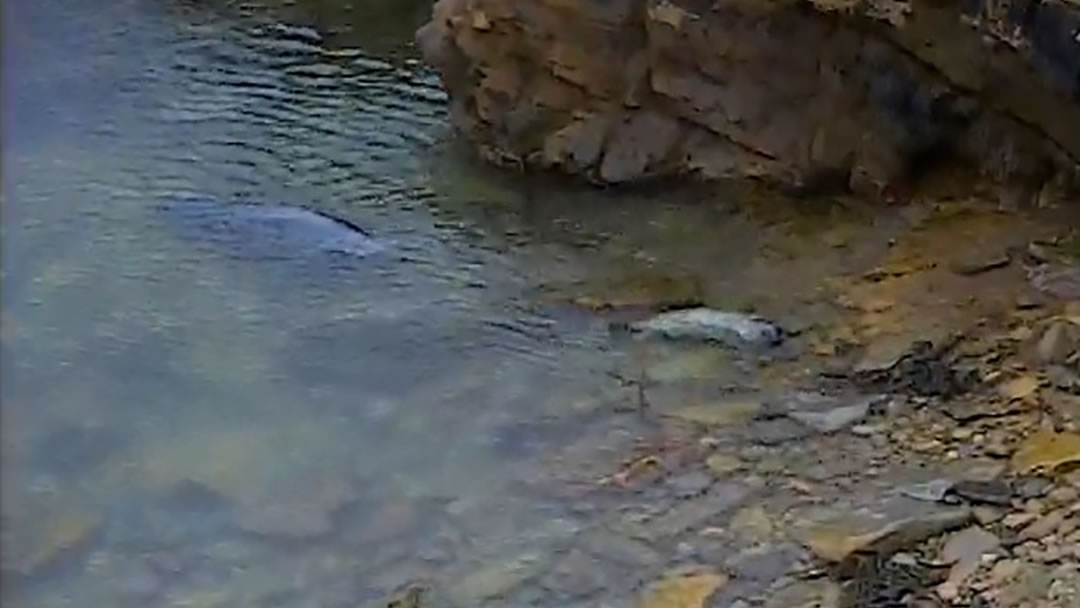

{"left": 417, "top": 0, "right": 1080, "bottom": 201}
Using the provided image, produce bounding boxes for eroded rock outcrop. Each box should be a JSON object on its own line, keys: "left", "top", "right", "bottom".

{"left": 417, "top": 0, "right": 1080, "bottom": 199}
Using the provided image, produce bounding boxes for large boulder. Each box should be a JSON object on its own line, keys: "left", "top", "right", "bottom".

{"left": 417, "top": 0, "right": 1080, "bottom": 199}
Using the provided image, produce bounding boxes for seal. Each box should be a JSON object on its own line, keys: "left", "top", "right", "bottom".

{"left": 157, "top": 197, "right": 388, "bottom": 260}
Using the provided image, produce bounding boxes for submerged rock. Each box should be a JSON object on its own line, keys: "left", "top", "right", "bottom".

{"left": 665, "top": 397, "right": 764, "bottom": 428}
{"left": 622, "top": 308, "right": 784, "bottom": 347}
{"left": 635, "top": 482, "right": 752, "bottom": 541}
{"left": 233, "top": 478, "right": 358, "bottom": 540}
{"left": 1, "top": 498, "right": 102, "bottom": 577}
{"left": 29, "top": 423, "right": 126, "bottom": 479}
{"left": 447, "top": 552, "right": 550, "bottom": 605}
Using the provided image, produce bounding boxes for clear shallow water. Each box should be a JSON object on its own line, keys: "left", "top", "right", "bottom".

{"left": 1, "top": 0, "right": 725, "bottom": 604}
{"left": 1, "top": 1, "right": 858, "bottom": 606}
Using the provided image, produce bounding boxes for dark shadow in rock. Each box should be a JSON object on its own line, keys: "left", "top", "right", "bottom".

{"left": 849, "top": 339, "right": 978, "bottom": 399}
{"left": 836, "top": 553, "right": 950, "bottom": 608}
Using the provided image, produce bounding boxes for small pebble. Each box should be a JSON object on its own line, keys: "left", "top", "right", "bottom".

{"left": 952, "top": 428, "right": 975, "bottom": 440}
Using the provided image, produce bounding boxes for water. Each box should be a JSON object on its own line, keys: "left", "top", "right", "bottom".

{"left": 13, "top": 1, "right": 1059, "bottom": 606}
{"left": 1, "top": 1, "right": 733, "bottom": 605}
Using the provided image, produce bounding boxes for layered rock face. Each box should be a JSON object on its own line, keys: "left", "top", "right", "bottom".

{"left": 417, "top": 0, "right": 1080, "bottom": 199}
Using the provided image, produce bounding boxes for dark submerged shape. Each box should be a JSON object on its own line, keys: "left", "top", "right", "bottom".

{"left": 157, "top": 197, "right": 388, "bottom": 261}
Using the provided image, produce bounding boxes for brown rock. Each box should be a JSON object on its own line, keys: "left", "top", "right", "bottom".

{"left": 1011, "top": 431, "right": 1080, "bottom": 475}
{"left": 637, "top": 570, "right": 728, "bottom": 608}
{"left": 417, "top": 0, "right": 1080, "bottom": 194}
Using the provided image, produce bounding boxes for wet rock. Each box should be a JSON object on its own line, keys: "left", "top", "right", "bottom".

{"left": 743, "top": 418, "right": 815, "bottom": 446}
{"left": 1011, "top": 430, "right": 1080, "bottom": 474}
{"left": 233, "top": 478, "right": 358, "bottom": 540}
{"left": 936, "top": 526, "right": 1001, "bottom": 601}
{"left": 637, "top": 570, "right": 727, "bottom": 608}
{"left": 637, "top": 482, "right": 752, "bottom": 541}
{"left": 783, "top": 393, "right": 876, "bottom": 433}
{"left": 540, "top": 549, "right": 609, "bottom": 600}
{"left": 798, "top": 498, "right": 972, "bottom": 562}
{"left": 623, "top": 309, "right": 783, "bottom": 347}
{"left": 579, "top": 529, "right": 662, "bottom": 567}
{"left": 949, "top": 252, "right": 1011, "bottom": 276}
{"left": 899, "top": 479, "right": 956, "bottom": 503}
{"left": 952, "top": 479, "right": 1013, "bottom": 506}
{"left": 448, "top": 552, "right": 550, "bottom": 605}
{"left": 1018, "top": 508, "right": 1068, "bottom": 541}
{"left": 973, "top": 506, "right": 1006, "bottom": 525}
